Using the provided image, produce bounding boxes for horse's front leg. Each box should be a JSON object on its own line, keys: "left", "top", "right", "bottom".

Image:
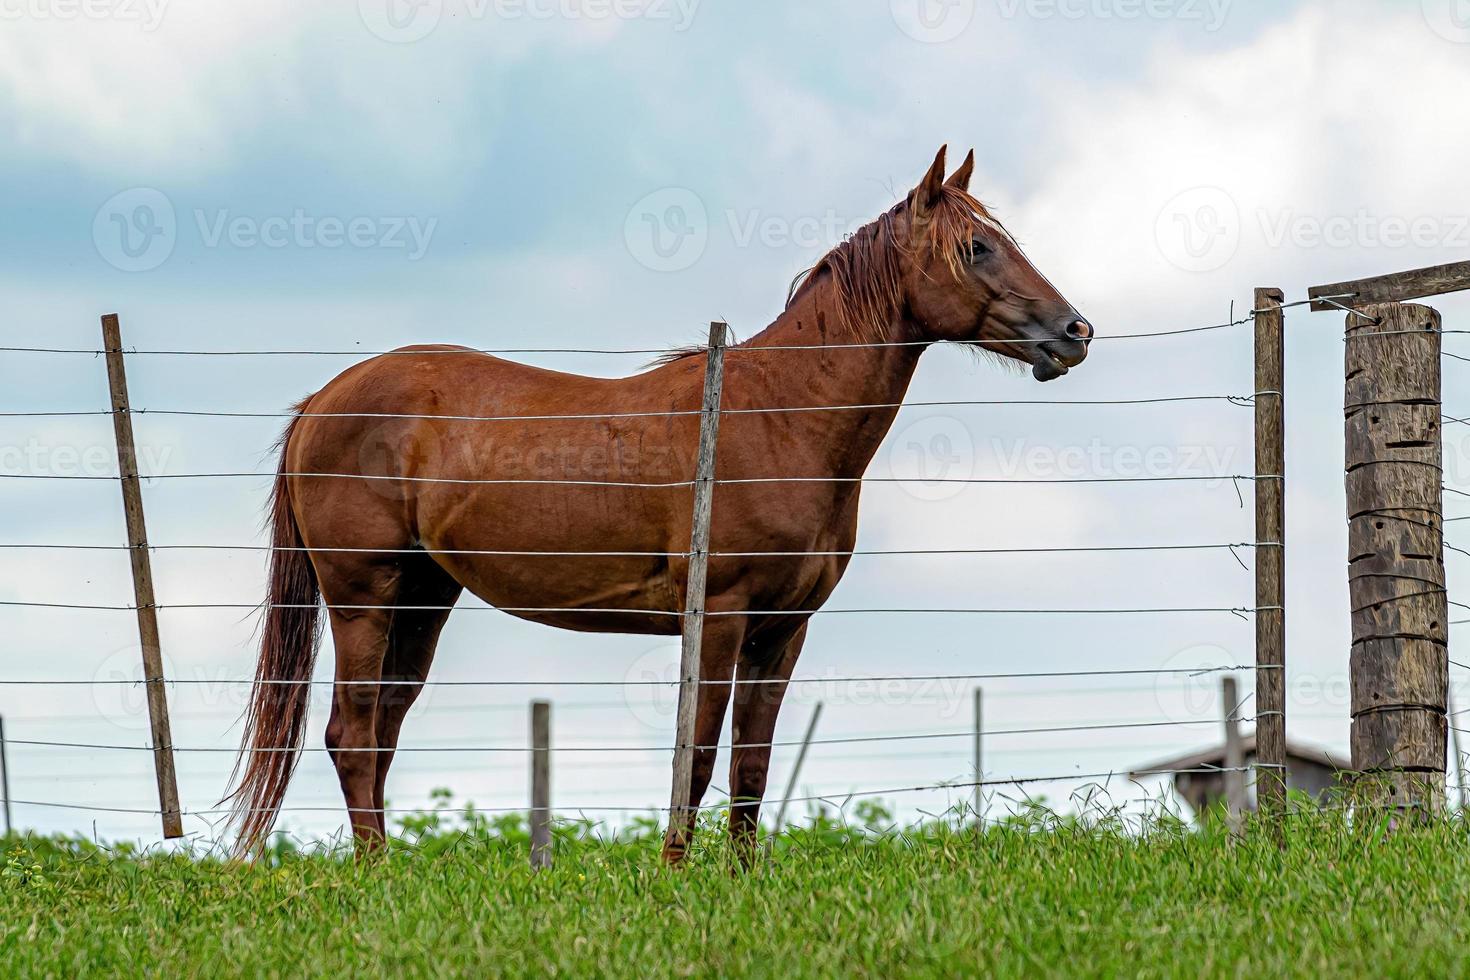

{"left": 659, "top": 615, "right": 745, "bottom": 865}
{"left": 727, "top": 621, "right": 809, "bottom": 865}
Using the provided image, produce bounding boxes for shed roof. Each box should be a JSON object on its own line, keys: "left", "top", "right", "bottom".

{"left": 1128, "top": 732, "right": 1348, "bottom": 778}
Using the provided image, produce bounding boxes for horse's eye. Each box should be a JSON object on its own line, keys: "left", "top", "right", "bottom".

{"left": 967, "top": 239, "right": 991, "bottom": 262}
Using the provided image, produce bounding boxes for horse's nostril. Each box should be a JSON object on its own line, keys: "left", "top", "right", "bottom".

{"left": 1067, "top": 320, "right": 1093, "bottom": 341}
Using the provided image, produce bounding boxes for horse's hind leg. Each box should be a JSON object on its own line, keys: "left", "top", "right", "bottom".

{"left": 323, "top": 597, "right": 394, "bottom": 850}
{"left": 371, "top": 556, "right": 463, "bottom": 836}
{"left": 318, "top": 555, "right": 413, "bottom": 851}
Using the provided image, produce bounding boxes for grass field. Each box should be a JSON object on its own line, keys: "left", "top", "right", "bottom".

{"left": 4, "top": 796, "right": 1470, "bottom": 977}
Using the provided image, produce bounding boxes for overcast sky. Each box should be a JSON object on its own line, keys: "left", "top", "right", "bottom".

{"left": 1, "top": 0, "right": 1467, "bottom": 845}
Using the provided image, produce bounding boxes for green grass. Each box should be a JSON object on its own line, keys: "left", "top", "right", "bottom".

{"left": 4, "top": 796, "right": 1470, "bottom": 978}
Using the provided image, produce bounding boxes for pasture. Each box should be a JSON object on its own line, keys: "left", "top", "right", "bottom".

{"left": 5, "top": 805, "right": 1470, "bottom": 977}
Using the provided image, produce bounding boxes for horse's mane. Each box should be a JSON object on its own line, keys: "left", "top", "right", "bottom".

{"left": 653, "top": 183, "right": 997, "bottom": 366}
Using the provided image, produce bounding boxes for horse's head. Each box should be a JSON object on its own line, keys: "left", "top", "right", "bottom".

{"left": 897, "top": 146, "right": 1093, "bottom": 382}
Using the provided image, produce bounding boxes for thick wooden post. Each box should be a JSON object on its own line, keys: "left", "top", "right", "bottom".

{"left": 772, "top": 701, "right": 823, "bottom": 835}
{"left": 1222, "top": 676, "right": 1248, "bottom": 834}
{"left": 101, "top": 314, "right": 183, "bottom": 840}
{"left": 529, "top": 699, "right": 551, "bottom": 869}
{"left": 0, "top": 715, "right": 11, "bottom": 837}
{"left": 666, "top": 321, "right": 728, "bottom": 850}
{"left": 1254, "top": 288, "right": 1287, "bottom": 828}
{"left": 1346, "top": 302, "right": 1447, "bottom": 812}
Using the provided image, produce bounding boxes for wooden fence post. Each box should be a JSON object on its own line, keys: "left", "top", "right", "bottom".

{"left": 0, "top": 715, "right": 11, "bottom": 837}
{"left": 101, "top": 314, "right": 183, "bottom": 840}
{"left": 973, "top": 687, "right": 984, "bottom": 822}
{"left": 772, "top": 701, "right": 822, "bottom": 835}
{"left": 666, "top": 321, "right": 728, "bottom": 852}
{"left": 1345, "top": 302, "right": 1447, "bottom": 813}
{"left": 1222, "top": 676, "right": 1248, "bottom": 835}
{"left": 1451, "top": 688, "right": 1467, "bottom": 810}
{"left": 530, "top": 699, "right": 551, "bottom": 869}
{"left": 1254, "top": 288, "right": 1288, "bottom": 830}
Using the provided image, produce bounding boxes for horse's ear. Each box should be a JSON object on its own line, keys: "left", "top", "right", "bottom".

{"left": 909, "top": 145, "right": 948, "bottom": 219}
{"left": 945, "top": 149, "right": 975, "bottom": 192}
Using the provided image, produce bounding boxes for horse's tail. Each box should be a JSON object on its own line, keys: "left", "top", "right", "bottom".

{"left": 225, "top": 404, "right": 322, "bottom": 857}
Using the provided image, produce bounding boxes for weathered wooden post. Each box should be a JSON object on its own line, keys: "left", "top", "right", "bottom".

{"left": 529, "top": 699, "right": 552, "bottom": 869}
{"left": 1221, "top": 676, "right": 1248, "bottom": 834}
{"left": 972, "top": 687, "right": 984, "bottom": 821}
{"left": 665, "top": 321, "right": 728, "bottom": 854}
{"left": 1254, "top": 288, "right": 1288, "bottom": 829}
{"left": 0, "top": 714, "right": 11, "bottom": 837}
{"left": 1345, "top": 301, "right": 1447, "bottom": 812}
{"left": 101, "top": 314, "right": 184, "bottom": 839}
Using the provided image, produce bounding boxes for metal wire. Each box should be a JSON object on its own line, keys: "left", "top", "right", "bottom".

{"left": 0, "top": 663, "right": 1264, "bottom": 688}
{"left": 0, "top": 393, "right": 1256, "bottom": 422}
{"left": 0, "top": 598, "right": 1257, "bottom": 616}
{"left": 0, "top": 471, "right": 1261, "bottom": 487}
{"left": 0, "top": 541, "right": 1265, "bottom": 559}
{"left": 0, "top": 317, "right": 1259, "bottom": 357}
{"left": 2, "top": 765, "right": 1255, "bottom": 819}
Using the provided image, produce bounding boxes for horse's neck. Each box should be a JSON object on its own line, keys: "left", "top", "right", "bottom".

{"left": 738, "top": 278, "right": 925, "bottom": 477}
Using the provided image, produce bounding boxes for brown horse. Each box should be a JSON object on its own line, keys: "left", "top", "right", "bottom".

{"left": 227, "top": 146, "right": 1093, "bottom": 860}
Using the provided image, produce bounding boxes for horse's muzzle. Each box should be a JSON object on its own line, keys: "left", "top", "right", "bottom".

{"left": 1031, "top": 336, "right": 1090, "bottom": 382}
